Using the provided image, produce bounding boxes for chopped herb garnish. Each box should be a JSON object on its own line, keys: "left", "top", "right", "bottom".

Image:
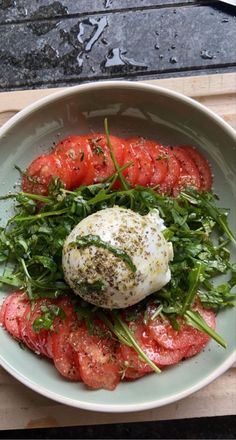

{"left": 71, "top": 234, "right": 137, "bottom": 273}
{"left": 32, "top": 304, "right": 66, "bottom": 333}
{"left": 77, "top": 279, "right": 106, "bottom": 294}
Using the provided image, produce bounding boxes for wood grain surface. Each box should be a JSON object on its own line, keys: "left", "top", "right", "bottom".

{"left": 0, "top": 73, "right": 235, "bottom": 431}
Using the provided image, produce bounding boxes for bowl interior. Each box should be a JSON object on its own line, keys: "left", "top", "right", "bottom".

{"left": 0, "top": 82, "right": 235, "bottom": 411}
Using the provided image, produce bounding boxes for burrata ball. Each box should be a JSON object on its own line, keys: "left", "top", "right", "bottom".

{"left": 62, "top": 206, "right": 173, "bottom": 309}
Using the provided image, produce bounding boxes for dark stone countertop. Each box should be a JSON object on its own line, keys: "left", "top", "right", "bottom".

{"left": 0, "top": 0, "right": 235, "bottom": 91}
{"left": 0, "top": 1, "right": 236, "bottom": 438}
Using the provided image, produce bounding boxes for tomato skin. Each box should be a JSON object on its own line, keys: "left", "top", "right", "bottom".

{"left": 50, "top": 298, "right": 81, "bottom": 380}
{"left": 70, "top": 322, "right": 121, "bottom": 390}
{"left": 120, "top": 140, "right": 140, "bottom": 187}
{"left": 87, "top": 133, "right": 125, "bottom": 183}
{"left": 145, "top": 141, "right": 169, "bottom": 186}
{"left": 118, "top": 316, "right": 188, "bottom": 379}
{"left": 172, "top": 146, "right": 201, "bottom": 195}
{"left": 22, "top": 154, "right": 73, "bottom": 195}
{"left": 184, "top": 146, "right": 213, "bottom": 191}
{"left": 0, "top": 295, "right": 12, "bottom": 326}
{"left": 3, "top": 291, "right": 28, "bottom": 340}
{"left": 54, "top": 135, "right": 95, "bottom": 187}
{"left": 147, "top": 301, "right": 215, "bottom": 354}
{"left": 125, "top": 137, "right": 155, "bottom": 187}
{"left": 158, "top": 148, "right": 181, "bottom": 194}
{"left": 51, "top": 325, "right": 81, "bottom": 381}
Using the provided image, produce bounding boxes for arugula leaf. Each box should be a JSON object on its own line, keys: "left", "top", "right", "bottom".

{"left": 71, "top": 234, "right": 137, "bottom": 273}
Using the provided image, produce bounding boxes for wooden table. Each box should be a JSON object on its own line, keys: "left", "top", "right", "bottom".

{"left": 0, "top": 72, "right": 235, "bottom": 431}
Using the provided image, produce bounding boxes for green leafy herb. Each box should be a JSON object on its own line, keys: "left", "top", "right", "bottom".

{"left": 71, "top": 234, "right": 137, "bottom": 273}
{"left": 77, "top": 279, "right": 106, "bottom": 294}
{"left": 32, "top": 304, "right": 66, "bottom": 333}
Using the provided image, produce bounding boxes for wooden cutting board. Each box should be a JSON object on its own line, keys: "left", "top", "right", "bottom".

{"left": 0, "top": 73, "right": 235, "bottom": 431}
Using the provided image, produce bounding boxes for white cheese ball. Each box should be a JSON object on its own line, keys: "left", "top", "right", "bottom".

{"left": 62, "top": 207, "right": 173, "bottom": 309}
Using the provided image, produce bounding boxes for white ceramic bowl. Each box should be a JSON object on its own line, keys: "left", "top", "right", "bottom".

{"left": 0, "top": 81, "right": 235, "bottom": 412}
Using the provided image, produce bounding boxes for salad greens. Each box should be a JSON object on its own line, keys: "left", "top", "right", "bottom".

{"left": 0, "top": 119, "right": 235, "bottom": 372}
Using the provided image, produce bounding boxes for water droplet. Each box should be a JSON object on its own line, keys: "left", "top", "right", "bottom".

{"left": 155, "top": 44, "right": 160, "bottom": 50}
{"left": 200, "top": 50, "right": 214, "bottom": 60}
{"left": 159, "top": 54, "right": 164, "bottom": 59}
{"left": 170, "top": 56, "right": 177, "bottom": 64}
{"left": 77, "top": 22, "right": 85, "bottom": 44}
{"left": 17, "top": 5, "right": 28, "bottom": 17}
{"left": 171, "top": 44, "right": 176, "bottom": 49}
{"left": 76, "top": 51, "right": 84, "bottom": 67}
{"left": 84, "top": 16, "right": 108, "bottom": 52}
{"left": 101, "top": 38, "right": 109, "bottom": 45}
{"left": 104, "top": 0, "right": 112, "bottom": 7}
{"left": 102, "top": 48, "right": 148, "bottom": 72}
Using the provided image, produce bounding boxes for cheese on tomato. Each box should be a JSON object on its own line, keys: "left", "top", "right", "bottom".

{"left": 62, "top": 207, "right": 173, "bottom": 309}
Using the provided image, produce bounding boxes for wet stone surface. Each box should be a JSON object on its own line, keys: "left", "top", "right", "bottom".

{"left": 0, "top": 1, "right": 235, "bottom": 90}
{"left": 0, "top": 0, "right": 197, "bottom": 24}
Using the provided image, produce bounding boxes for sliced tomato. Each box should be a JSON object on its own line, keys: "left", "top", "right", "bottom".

{"left": 51, "top": 323, "right": 81, "bottom": 381}
{"left": 119, "top": 317, "right": 187, "bottom": 379}
{"left": 20, "top": 299, "right": 51, "bottom": 356}
{"left": 0, "top": 295, "right": 12, "bottom": 326}
{"left": 18, "top": 301, "right": 36, "bottom": 351}
{"left": 70, "top": 323, "right": 120, "bottom": 390}
{"left": 49, "top": 297, "right": 81, "bottom": 380}
{"left": 148, "top": 302, "right": 215, "bottom": 352}
{"left": 120, "top": 140, "right": 140, "bottom": 187}
{"left": 4, "top": 291, "right": 28, "bottom": 340}
{"left": 184, "top": 344, "right": 205, "bottom": 358}
{"left": 125, "top": 137, "right": 155, "bottom": 187}
{"left": 22, "top": 154, "right": 73, "bottom": 195}
{"left": 158, "top": 148, "right": 181, "bottom": 194}
{"left": 145, "top": 141, "right": 169, "bottom": 186}
{"left": 54, "top": 135, "right": 95, "bottom": 187}
{"left": 86, "top": 133, "right": 125, "bottom": 183}
{"left": 184, "top": 146, "right": 213, "bottom": 191}
{"left": 172, "top": 146, "right": 201, "bottom": 195}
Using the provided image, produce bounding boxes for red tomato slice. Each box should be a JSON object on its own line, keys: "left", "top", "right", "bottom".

{"left": 121, "top": 140, "right": 140, "bottom": 187}
{"left": 144, "top": 141, "right": 169, "bottom": 186}
{"left": 18, "top": 301, "right": 36, "bottom": 351}
{"left": 184, "top": 146, "right": 213, "bottom": 191}
{"left": 0, "top": 295, "right": 12, "bottom": 326}
{"left": 158, "top": 148, "right": 181, "bottom": 194}
{"left": 87, "top": 133, "right": 125, "bottom": 183}
{"left": 125, "top": 137, "right": 155, "bottom": 187}
{"left": 50, "top": 296, "right": 81, "bottom": 380}
{"left": 184, "top": 344, "right": 205, "bottom": 358}
{"left": 22, "top": 154, "right": 73, "bottom": 195}
{"left": 51, "top": 323, "right": 81, "bottom": 381}
{"left": 119, "top": 317, "right": 187, "bottom": 379}
{"left": 20, "top": 299, "right": 51, "bottom": 357}
{"left": 4, "top": 291, "right": 28, "bottom": 340}
{"left": 148, "top": 302, "right": 215, "bottom": 352}
{"left": 172, "top": 146, "right": 201, "bottom": 195}
{"left": 54, "top": 135, "right": 95, "bottom": 187}
{"left": 70, "top": 323, "right": 120, "bottom": 390}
